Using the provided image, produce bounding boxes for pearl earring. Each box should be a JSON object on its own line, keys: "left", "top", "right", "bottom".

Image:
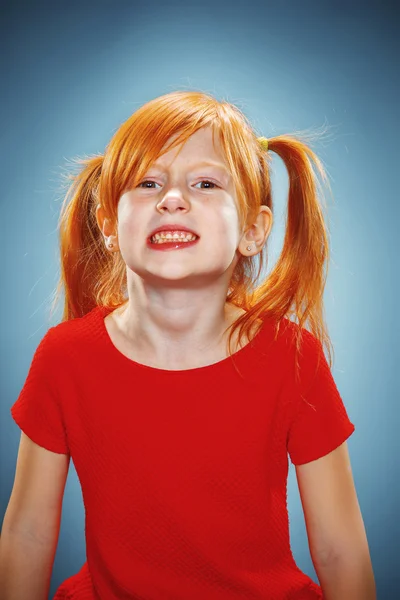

{"left": 247, "top": 244, "right": 253, "bottom": 251}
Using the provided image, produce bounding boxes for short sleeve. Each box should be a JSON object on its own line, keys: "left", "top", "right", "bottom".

{"left": 10, "top": 327, "right": 70, "bottom": 455}
{"left": 286, "top": 331, "right": 355, "bottom": 466}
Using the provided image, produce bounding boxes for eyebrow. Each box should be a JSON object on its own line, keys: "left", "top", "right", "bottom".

{"left": 151, "top": 160, "right": 230, "bottom": 174}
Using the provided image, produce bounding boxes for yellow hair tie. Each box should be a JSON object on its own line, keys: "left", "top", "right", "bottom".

{"left": 258, "top": 137, "right": 269, "bottom": 151}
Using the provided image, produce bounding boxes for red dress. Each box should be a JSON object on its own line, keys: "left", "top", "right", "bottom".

{"left": 11, "top": 305, "right": 355, "bottom": 599}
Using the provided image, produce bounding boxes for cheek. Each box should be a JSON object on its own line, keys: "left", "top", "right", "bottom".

{"left": 215, "top": 209, "right": 241, "bottom": 246}
{"left": 117, "top": 205, "right": 145, "bottom": 241}
{"left": 117, "top": 223, "right": 135, "bottom": 253}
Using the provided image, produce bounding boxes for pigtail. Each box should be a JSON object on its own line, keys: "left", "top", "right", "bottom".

{"left": 228, "top": 134, "right": 333, "bottom": 381}
{"left": 50, "top": 155, "right": 126, "bottom": 322}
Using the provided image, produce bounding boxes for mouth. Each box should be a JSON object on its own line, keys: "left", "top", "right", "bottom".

{"left": 149, "top": 231, "right": 199, "bottom": 245}
{"left": 146, "top": 230, "right": 200, "bottom": 251}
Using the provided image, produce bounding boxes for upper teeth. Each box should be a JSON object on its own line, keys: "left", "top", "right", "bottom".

{"left": 151, "top": 231, "right": 198, "bottom": 243}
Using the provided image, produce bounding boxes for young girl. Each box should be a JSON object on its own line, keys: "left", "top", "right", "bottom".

{"left": 1, "top": 91, "right": 375, "bottom": 599}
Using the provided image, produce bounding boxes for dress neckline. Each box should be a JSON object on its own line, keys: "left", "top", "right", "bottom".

{"left": 94, "top": 305, "right": 273, "bottom": 375}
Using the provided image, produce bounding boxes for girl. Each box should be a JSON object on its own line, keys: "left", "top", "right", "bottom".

{"left": 1, "top": 91, "right": 375, "bottom": 599}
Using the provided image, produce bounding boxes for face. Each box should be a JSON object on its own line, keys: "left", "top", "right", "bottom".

{"left": 99, "top": 126, "right": 253, "bottom": 288}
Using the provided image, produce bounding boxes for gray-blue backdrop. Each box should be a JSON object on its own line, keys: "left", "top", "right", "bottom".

{"left": 1, "top": 0, "right": 398, "bottom": 597}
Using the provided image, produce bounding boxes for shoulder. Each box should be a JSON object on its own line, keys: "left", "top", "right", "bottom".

{"left": 42, "top": 306, "right": 103, "bottom": 358}
{"left": 256, "top": 314, "right": 316, "bottom": 353}
{"left": 271, "top": 317, "right": 323, "bottom": 365}
{"left": 272, "top": 316, "right": 317, "bottom": 346}
{"left": 254, "top": 316, "right": 325, "bottom": 387}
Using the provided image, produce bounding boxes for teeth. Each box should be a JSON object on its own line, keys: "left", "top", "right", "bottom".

{"left": 150, "top": 231, "right": 198, "bottom": 244}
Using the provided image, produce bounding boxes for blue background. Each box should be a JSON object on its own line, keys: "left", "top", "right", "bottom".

{"left": 1, "top": 0, "right": 398, "bottom": 597}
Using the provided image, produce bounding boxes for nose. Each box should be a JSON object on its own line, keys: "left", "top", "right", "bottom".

{"left": 156, "top": 189, "right": 190, "bottom": 213}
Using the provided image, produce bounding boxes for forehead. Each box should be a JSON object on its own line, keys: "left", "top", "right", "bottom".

{"left": 154, "top": 127, "right": 228, "bottom": 169}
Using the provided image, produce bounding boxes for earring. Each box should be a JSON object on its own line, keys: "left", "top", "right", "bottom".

{"left": 106, "top": 235, "right": 116, "bottom": 250}
{"left": 246, "top": 244, "right": 253, "bottom": 251}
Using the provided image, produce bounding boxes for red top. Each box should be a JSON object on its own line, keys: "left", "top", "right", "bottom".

{"left": 11, "top": 305, "right": 355, "bottom": 599}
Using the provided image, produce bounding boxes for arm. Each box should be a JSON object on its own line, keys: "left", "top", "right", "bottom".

{"left": 0, "top": 432, "right": 70, "bottom": 600}
{"left": 295, "top": 441, "right": 376, "bottom": 600}
{"left": 312, "top": 551, "right": 376, "bottom": 600}
{"left": 0, "top": 526, "right": 59, "bottom": 600}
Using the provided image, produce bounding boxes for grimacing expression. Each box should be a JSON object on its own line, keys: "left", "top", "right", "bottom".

{"left": 116, "top": 127, "right": 246, "bottom": 286}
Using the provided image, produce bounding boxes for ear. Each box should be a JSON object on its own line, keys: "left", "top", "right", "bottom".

{"left": 96, "top": 203, "right": 119, "bottom": 252}
{"left": 96, "top": 204, "right": 115, "bottom": 237}
{"left": 238, "top": 206, "right": 273, "bottom": 256}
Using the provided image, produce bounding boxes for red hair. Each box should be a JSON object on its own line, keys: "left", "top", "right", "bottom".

{"left": 51, "top": 90, "right": 334, "bottom": 379}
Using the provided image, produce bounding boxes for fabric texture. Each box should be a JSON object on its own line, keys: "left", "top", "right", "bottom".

{"left": 10, "top": 306, "right": 355, "bottom": 600}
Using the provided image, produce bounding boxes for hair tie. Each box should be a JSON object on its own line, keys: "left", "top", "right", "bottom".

{"left": 258, "top": 137, "right": 269, "bottom": 152}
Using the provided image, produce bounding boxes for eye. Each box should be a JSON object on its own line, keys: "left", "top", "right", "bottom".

{"left": 137, "top": 179, "right": 219, "bottom": 190}
{"left": 194, "top": 180, "right": 219, "bottom": 189}
{"left": 137, "top": 180, "right": 160, "bottom": 189}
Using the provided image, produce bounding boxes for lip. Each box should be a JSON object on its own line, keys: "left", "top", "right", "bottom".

{"left": 147, "top": 224, "right": 200, "bottom": 241}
